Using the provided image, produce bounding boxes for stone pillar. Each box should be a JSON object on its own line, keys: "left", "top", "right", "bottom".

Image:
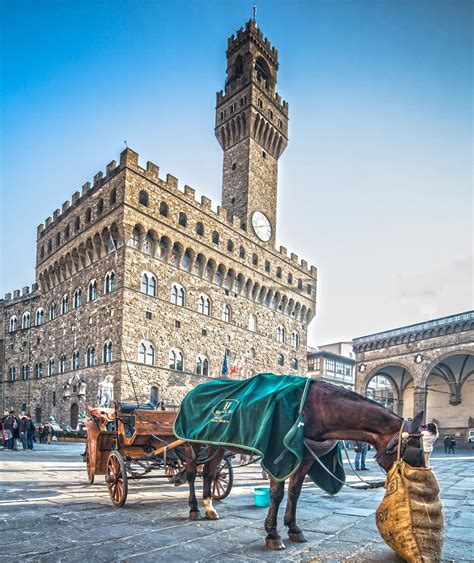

{"left": 397, "top": 399, "right": 404, "bottom": 417}
{"left": 413, "top": 387, "right": 427, "bottom": 419}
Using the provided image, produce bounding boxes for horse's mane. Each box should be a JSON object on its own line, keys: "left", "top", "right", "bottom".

{"left": 309, "top": 379, "right": 403, "bottom": 421}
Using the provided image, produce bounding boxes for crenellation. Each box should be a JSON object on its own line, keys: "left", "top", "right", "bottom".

{"left": 290, "top": 253, "right": 298, "bottom": 263}
{"left": 37, "top": 224, "right": 44, "bottom": 237}
{"left": 217, "top": 206, "right": 228, "bottom": 221}
{"left": 93, "top": 171, "right": 104, "bottom": 186}
{"left": 120, "top": 147, "right": 139, "bottom": 168}
{"left": 53, "top": 209, "right": 60, "bottom": 220}
{"left": 22, "top": 286, "right": 29, "bottom": 296}
{"left": 184, "top": 185, "right": 195, "bottom": 200}
{"left": 32, "top": 283, "right": 38, "bottom": 292}
{"left": 62, "top": 201, "right": 70, "bottom": 213}
{"left": 146, "top": 161, "right": 159, "bottom": 180}
{"left": 71, "top": 191, "right": 80, "bottom": 204}
{"left": 300, "top": 259, "right": 308, "bottom": 270}
{"left": 166, "top": 174, "right": 178, "bottom": 190}
{"left": 106, "top": 160, "right": 117, "bottom": 176}
{"left": 13, "top": 290, "right": 20, "bottom": 299}
{"left": 201, "top": 196, "right": 212, "bottom": 209}
{"left": 310, "top": 265, "right": 317, "bottom": 276}
{"left": 45, "top": 217, "right": 52, "bottom": 227}
{"left": 82, "top": 182, "right": 91, "bottom": 196}
{"left": 279, "top": 246, "right": 287, "bottom": 257}
{"left": 5, "top": 293, "right": 11, "bottom": 301}
{"left": 232, "top": 216, "right": 241, "bottom": 229}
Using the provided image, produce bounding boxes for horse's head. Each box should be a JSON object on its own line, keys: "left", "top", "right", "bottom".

{"left": 375, "top": 410, "right": 425, "bottom": 472}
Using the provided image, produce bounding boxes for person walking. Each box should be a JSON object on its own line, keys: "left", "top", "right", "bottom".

{"left": 354, "top": 441, "right": 369, "bottom": 471}
{"left": 443, "top": 435, "right": 451, "bottom": 453}
{"left": 19, "top": 415, "right": 28, "bottom": 450}
{"left": 450, "top": 437, "right": 456, "bottom": 454}
{"left": 421, "top": 422, "right": 439, "bottom": 467}
{"left": 25, "top": 414, "right": 35, "bottom": 450}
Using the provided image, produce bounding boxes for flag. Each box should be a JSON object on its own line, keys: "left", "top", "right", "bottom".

{"left": 231, "top": 354, "right": 238, "bottom": 375}
{"left": 221, "top": 351, "right": 228, "bottom": 377}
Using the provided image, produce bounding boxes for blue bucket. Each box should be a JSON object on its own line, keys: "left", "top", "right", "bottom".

{"left": 254, "top": 487, "right": 271, "bottom": 507}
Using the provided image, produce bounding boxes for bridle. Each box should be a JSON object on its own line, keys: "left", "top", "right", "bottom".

{"left": 374, "top": 419, "right": 422, "bottom": 473}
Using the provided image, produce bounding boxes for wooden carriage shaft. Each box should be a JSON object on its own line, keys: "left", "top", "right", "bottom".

{"left": 137, "top": 439, "right": 185, "bottom": 462}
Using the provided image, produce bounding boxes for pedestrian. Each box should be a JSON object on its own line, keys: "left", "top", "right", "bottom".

{"left": 354, "top": 440, "right": 369, "bottom": 471}
{"left": 450, "top": 437, "right": 456, "bottom": 454}
{"left": 443, "top": 435, "right": 451, "bottom": 454}
{"left": 25, "top": 414, "right": 35, "bottom": 450}
{"left": 420, "top": 422, "right": 439, "bottom": 467}
{"left": 3, "top": 411, "right": 18, "bottom": 450}
{"left": 1, "top": 410, "right": 9, "bottom": 448}
{"left": 19, "top": 415, "right": 28, "bottom": 450}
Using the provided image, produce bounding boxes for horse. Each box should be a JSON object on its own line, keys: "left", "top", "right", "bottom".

{"left": 183, "top": 380, "right": 425, "bottom": 550}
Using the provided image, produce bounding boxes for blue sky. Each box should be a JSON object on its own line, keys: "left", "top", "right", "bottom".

{"left": 1, "top": 0, "right": 472, "bottom": 344}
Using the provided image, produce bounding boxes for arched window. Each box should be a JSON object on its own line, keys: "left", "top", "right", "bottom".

{"left": 35, "top": 308, "right": 44, "bottom": 326}
{"left": 182, "top": 249, "right": 192, "bottom": 271}
{"left": 277, "top": 354, "right": 284, "bottom": 367}
{"left": 21, "top": 312, "right": 31, "bottom": 329}
{"left": 159, "top": 202, "right": 169, "bottom": 217}
{"left": 169, "top": 349, "right": 184, "bottom": 372}
{"left": 49, "top": 303, "right": 57, "bottom": 321}
{"left": 239, "top": 246, "right": 246, "bottom": 259}
{"left": 198, "top": 295, "right": 211, "bottom": 316}
{"left": 171, "top": 284, "right": 185, "bottom": 306}
{"left": 179, "top": 212, "right": 187, "bottom": 227}
{"left": 88, "top": 280, "right": 97, "bottom": 301}
{"left": 150, "top": 385, "right": 161, "bottom": 407}
{"left": 249, "top": 348, "right": 256, "bottom": 359}
{"left": 276, "top": 267, "right": 282, "bottom": 279}
{"left": 212, "top": 231, "right": 220, "bottom": 245}
{"left": 85, "top": 208, "right": 92, "bottom": 223}
{"left": 86, "top": 346, "right": 96, "bottom": 367}
{"left": 196, "top": 355, "right": 209, "bottom": 376}
{"left": 276, "top": 325, "right": 286, "bottom": 343}
{"left": 97, "top": 198, "right": 104, "bottom": 215}
{"left": 47, "top": 239, "right": 52, "bottom": 253}
{"left": 252, "top": 253, "right": 258, "bottom": 266}
{"left": 60, "top": 354, "right": 67, "bottom": 374}
{"left": 291, "top": 358, "right": 298, "bottom": 370}
{"left": 73, "top": 289, "right": 81, "bottom": 309}
{"left": 227, "top": 240, "right": 234, "bottom": 252}
{"left": 306, "top": 284, "right": 312, "bottom": 295}
{"left": 138, "top": 341, "right": 155, "bottom": 365}
{"left": 35, "top": 363, "right": 43, "bottom": 379}
{"left": 129, "top": 226, "right": 140, "bottom": 248}
{"left": 105, "top": 271, "right": 116, "bottom": 293}
{"left": 139, "top": 190, "right": 149, "bottom": 206}
{"left": 21, "top": 365, "right": 30, "bottom": 380}
{"left": 143, "top": 233, "right": 154, "bottom": 255}
{"left": 72, "top": 351, "right": 80, "bottom": 370}
{"left": 196, "top": 222, "right": 204, "bottom": 236}
{"left": 56, "top": 232, "right": 61, "bottom": 247}
{"left": 265, "top": 260, "right": 270, "bottom": 273}
{"left": 48, "top": 358, "right": 55, "bottom": 376}
{"left": 64, "top": 225, "right": 70, "bottom": 239}
{"left": 291, "top": 331, "right": 300, "bottom": 349}
{"left": 9, "top": 316, "right": 17, "bottom": 332}
{"left": 222, "top": 304, "right": 231, "bottom": 323}
{"left": 141, "top": 272, "right": 157, "bottom": 296}
{"left": 248, "top": 315, "right": 257, "bottom": 332}
{"left": 61, "top": 294, "right": 69, "bottom": 315}
{"left": 103, "top": 341, "right": 113, "bottom": 363}
{"left": 288, "top": 273, "right": 293, "bottom": 284}
{"left": 110, "top": 188, "right": 117, "bottom": 205}
{"left": 9, "top": 367, "right": 16, "bottom": 381}
{"left": 40, "top": 246, "right": 45, "bottom": 259}
{"left": 75, "top": 216, "right": 81, "bottom": 232}
{"left": 297, "top": 279, "right": 303, "bottom": 290}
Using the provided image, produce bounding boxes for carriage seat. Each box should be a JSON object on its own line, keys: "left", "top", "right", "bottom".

{"left": 118, "top": 401, "right": 156, "bottom": 413}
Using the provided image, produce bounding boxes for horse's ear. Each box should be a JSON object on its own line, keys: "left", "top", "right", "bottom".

{"left": 409, "top": 410, "right": 424, "bottom": 432}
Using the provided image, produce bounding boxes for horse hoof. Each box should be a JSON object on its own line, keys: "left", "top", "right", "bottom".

{"left": 205, "top": 511, "right": 220, "bottom": 520}
{"left": 288, "top": 531, "right": 307, "bottom": 543}
{"left": 189, "top": 511, "right": 201, "bottom": 521}
{"left": 266, "top": 538, "right": 286, "bottom": 550}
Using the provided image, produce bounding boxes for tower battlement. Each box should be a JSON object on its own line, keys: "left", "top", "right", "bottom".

{"left": 227, "top": 19, "right": 278, "bottom": 65}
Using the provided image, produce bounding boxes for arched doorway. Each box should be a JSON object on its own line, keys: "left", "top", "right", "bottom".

{"left": 363, "top": 364, "right": 413, "bottom": 417}
{"left": 70, "top": 403, "right": 79, "bottom": 429}
{"left": 422, "top": 353, "right": 474, "bottom": 438}
{"left": 150, "top": 385, "right": 161, "bottom": 407}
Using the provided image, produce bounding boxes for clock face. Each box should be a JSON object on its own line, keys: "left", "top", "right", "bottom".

{"left": 252, "top": 211, "right": 272, "bottom": 242}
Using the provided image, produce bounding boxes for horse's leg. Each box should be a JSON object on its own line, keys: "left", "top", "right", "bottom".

{"left": 185, "top": 444, "right": 200, "bottom": 520}
{"left": 284, "top": 458, "right": 314, "bottom": 543}
{"left": 265, "top": 479, "right": 286, "bottom": 550}
{"left": 201, "top": 447, "right": 224, "bottom": 520}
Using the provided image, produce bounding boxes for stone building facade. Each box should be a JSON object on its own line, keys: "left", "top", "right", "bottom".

{"left": 0, "top": 19, "right": 317, "bottom": 427}
{"left": 353, "top": 311, "right": 474, "bottom": 439}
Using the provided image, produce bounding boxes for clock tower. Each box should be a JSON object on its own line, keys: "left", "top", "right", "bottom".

{"left": 215, "top": 19, "right": 288, "bottom": 246}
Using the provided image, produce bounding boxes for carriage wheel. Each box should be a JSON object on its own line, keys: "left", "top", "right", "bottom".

{"left": 211, "top": 457, "right": 233, "bottom": 501}
{"left": 106, "top": 451, "right": 128, "bottom": 507}
{"left": 86, "top": 445, "right": 95, "bottom": 484}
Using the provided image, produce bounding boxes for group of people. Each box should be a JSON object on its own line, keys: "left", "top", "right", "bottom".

{"left": 1, "top": 410, "right": 56, "bottom": 450}
{"left": 443, "top": 435, "right": 456, "bottom": 454}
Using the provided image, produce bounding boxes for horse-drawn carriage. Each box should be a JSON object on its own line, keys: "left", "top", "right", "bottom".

{"left": 85, "top": 402, "right": 233, "bottom": 507}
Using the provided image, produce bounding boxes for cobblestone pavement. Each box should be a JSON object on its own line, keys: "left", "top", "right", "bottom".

{"left": 0, "top": 444, "right": 473, "bottom": 562}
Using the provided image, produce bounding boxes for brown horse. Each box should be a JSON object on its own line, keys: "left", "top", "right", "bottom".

{"left": 184, "top": 381, "right": 424, "bottom": 550}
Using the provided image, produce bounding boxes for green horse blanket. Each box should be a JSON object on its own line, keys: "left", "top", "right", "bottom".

{"left": 174, "top": 373, "right": 345, "bottom": 495}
